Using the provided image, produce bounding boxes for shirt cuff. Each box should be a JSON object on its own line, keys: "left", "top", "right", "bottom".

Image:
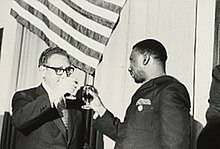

{"left": 93, "top": 109, "right": 106, "bottom": 119}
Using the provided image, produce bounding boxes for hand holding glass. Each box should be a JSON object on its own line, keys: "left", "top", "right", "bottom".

{"left": 82, "top": 85, "right": 96, "bottom": 110}
{"left": 64, "top": 79, "right": 78, "bottom": 100}
{"left": 63, "top": 73, "right": 78, "bottom": 100}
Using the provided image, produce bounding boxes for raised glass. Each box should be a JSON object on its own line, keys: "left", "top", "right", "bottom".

{"left": 82, "top": 85, "right": 96, "bottom": 110}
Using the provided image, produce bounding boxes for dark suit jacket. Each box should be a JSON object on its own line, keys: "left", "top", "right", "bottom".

{"left": 93, "top": 75, "right": 191, "bottom": 149}
{"left": 206, "top": 64, "right": 220, "bottom": 123}
{"left": 11, "top": 84, "right": 85, "bottom": 149}
{"left": 197, "top": 120, "right": 220, "bottom": 149}
{"left": 197, "top": 64, "right": 220, "bottom": 149}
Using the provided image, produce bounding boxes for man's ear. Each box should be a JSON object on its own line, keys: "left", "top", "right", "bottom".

{"left": 143, "top": 53, "right": 150, "bottom": 65}
{"left": 39, "top": 65, "right": 46, "bottom": 77}
{"left": 143, "top": 52, "right": 150, "bottom": 65}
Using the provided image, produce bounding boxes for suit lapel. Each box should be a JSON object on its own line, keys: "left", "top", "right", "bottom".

{"left": 35, "top": 84, "right": 48, "bottom": 96}
{"left": 53, "top": 117, "right": 68, "bottom": 141}
{"left": 53, "top": 103, "right": 78, "bottom": 144}
{"left": 67, "top": 109, "right": 77, "bottom": 144}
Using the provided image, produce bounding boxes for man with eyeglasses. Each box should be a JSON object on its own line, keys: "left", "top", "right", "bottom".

{"left": 11, "top": 47, "right": 84, "bottom": 149}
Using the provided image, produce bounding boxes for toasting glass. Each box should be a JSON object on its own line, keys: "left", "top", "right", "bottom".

{"left": 82, "top": 85, "right": 96, "bottom": 110}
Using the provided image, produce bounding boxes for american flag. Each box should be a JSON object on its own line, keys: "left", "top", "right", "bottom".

{"left": 10, "top": 0, "right": 126, "bottom": 74}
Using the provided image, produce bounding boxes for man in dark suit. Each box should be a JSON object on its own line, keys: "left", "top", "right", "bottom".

{"left": 197, "top": 64, "right": 220, "bottom": 149}
{"left": 86, "top": 39, "right": 191, "bottom": 149}
{"left": 11, "top": 47, "right": 84, "bottom": 149}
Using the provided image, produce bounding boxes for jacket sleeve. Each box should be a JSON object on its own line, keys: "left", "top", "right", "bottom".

{"left": 92, "top": 110, "right": 121, "bottom": 141}
{"left": 159, "top": 83, "right": 191, "bottom": 149}
{"left": 11, "top": 90, "right": 54, "bottom": 134}
{"left": 206, "top": 65, "right": 220, "bottom": 123}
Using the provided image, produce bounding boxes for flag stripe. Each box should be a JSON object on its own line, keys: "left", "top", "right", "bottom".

{"left": 29, "top": 0, "right": 111, "bottom": 46}
{"left": 31, "top": 0, "right": 108, "bottom": 53}
{"left": 45, "top": 1, "right": 110, "bottom": 45}
{"left": 85, "top": 0, "right": 124, "bottom": 13}
{"left": 40, "top": 0, "right": 113, "bottom": 38}
{"left": 10, "top": 10, "right": 56, "bottom": 47}
{"left": 11, "top": 2, "right": 100, "bottom": 68}
{"left": 11, "top": 0, "right": 126, "bottom": 74}
{"left": 63, "top": 0, "right": 118, "bottom": 28}
{"left": 15, "top": 0, "right": 104, "bottom": 60}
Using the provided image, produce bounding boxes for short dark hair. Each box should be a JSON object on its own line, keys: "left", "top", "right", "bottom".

{"left": 38, "top": 47, "right": 69, "bottom": 67}
{"left": 132, "top": 39, "right": 167, "bottom": 63}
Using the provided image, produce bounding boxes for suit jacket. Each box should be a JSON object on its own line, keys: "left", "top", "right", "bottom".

{"left": 197, "top": 65, "right": 220, "bottom": 149}
{"left": 197, "top": 120, "right": 220, "bottom": 149}
{"left": 206, "top": 64, "right": 220, "bottom": 123}
{"left": 93, "top": 75, "right": 191, "bottom": 149}
{"left": 11, "top": 84, "right": 85, "bottom": 149}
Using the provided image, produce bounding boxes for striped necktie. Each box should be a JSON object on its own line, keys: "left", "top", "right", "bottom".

{"left": 57, "top": 99, "right": 69, "bottom": 130}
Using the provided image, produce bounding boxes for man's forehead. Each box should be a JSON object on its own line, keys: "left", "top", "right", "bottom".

{"left": 48, "top": 54, "right": 67, "bottom": 60}
{"left": 47, "top": 54, "right": 69, "bottom": 65}
{"left": 130, "top": 49, "right": 140, "bottom": 57}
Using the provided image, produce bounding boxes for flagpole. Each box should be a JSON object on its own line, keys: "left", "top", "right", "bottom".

{"left": 83, "top": 71, "right": 100, "bottom": 149}
{"left": 89, "top": 72, "right": 97, "bottom": 149}
{"left": 83, "top": 72, "right": 92, "bottom": 149}
{"left": 15, "top": 25, "right": 24, "bottom": 90}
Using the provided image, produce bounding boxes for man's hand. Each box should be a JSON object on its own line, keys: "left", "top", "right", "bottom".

{"left": 50, "top": 77, "right": 78, "bottom": 102}
{"left": 83, "top": 89, "right": 106, "bottom": 117}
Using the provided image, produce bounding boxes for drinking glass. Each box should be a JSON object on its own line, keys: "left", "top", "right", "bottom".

{"left": 82, "top": 85, "right": 96, "bottom": 110}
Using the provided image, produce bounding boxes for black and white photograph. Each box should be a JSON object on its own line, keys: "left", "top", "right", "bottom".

{"left": 0, "top": 0, "right": 217, "bottom": 149}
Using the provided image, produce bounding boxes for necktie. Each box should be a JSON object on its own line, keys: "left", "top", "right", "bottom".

{"left": 57, "top": 99, "right": 69, "bottom": 130}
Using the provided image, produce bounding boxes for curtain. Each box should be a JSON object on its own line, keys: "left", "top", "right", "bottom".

{"left": 0, "top": 112, "right": 16, "bottom": 149}
{"left": 13, "top": 25, "right": 48, "bottom": 91}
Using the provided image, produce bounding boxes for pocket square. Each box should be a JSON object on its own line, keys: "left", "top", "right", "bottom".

{"left": 136, "top": 98, "right": 151, "bottom": 106}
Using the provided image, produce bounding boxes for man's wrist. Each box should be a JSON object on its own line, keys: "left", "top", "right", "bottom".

{"left": 93, "top": 107, "right": 106, "bottom": 119}
{"left": 97, "top": 106, "right": 106, "bottom": 117}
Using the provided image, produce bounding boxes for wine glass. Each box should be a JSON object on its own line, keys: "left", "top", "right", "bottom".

{"left": 82, "top": 85, "right": 96, "bottom": 110}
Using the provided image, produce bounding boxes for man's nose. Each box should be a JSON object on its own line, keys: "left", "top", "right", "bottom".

{"left": 61, "top": 71, "right": 68, "bottom": 79}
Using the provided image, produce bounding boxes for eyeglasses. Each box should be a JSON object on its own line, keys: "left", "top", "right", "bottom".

{"left": 43, "top": 65, "right": 75, "bottom": 76}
